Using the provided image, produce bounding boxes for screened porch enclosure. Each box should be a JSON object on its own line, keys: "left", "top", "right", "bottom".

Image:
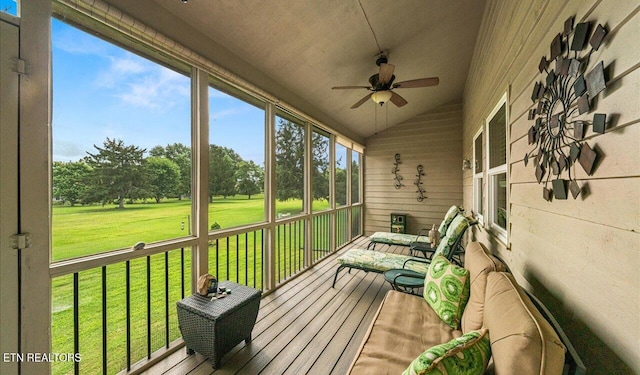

{"left": 50, "top": 206, "right": 363, "bottom": 375}
{"left": 5, "top": 0, "right": 639, "bottom": 374}
{"left": 43, "top": 6, "right": 367, "bottom": 373}
{"left": 48, "top": 74, "right": 366, "bottom": 374}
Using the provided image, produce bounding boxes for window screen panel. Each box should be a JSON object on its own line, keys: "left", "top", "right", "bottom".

{"left": 489, "top": 104, "right": 506, "bottom": 169}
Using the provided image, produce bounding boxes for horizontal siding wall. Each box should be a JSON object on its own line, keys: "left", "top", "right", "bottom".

{"left": 364, "top": 103, "right": 463, "bottom": 235}
{"left": 463, "top": 0, "right": 640, "bottom": 373}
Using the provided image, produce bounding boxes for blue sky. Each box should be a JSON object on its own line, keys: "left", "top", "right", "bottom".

{"left": 0, "top": 0, "right": 17, "bottom": 16}
{"left": 51, "top": 18, "right": 266, "bottom": 165}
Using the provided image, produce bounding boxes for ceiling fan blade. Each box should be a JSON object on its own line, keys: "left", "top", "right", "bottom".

{"left": 351, "top": 93, "right": 373, "bottom": 109}
{"left": 331, "top": 85, "right": 371, "bottom": 90}
{"left": 393, "top": 77, "right": 439, "bottom": 89}
{"left": 378, "top": 63, "right": 395, "bottom": 85}
{"left": 389, "top": 91, "right": 408, "bottom": 107}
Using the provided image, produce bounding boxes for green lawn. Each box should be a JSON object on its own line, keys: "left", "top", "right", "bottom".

{"left": 52, "top": 195, "right": 329, "bottom": 261}
{"left": 51, "top": 196, "right": 332, "bottom": 374}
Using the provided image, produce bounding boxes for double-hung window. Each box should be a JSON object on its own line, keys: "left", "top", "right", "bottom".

{"left": 486, "top": 94, "right": 508, "bottom": 243}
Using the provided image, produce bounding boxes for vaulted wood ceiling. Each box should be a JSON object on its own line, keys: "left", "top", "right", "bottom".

{"left": 104, "top": 0, "right": 487, "bottom": 141}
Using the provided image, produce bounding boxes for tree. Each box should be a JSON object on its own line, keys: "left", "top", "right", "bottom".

{"left": 52, "top": 161, "right": 92, "bottom": 206}
{"left": 209, "top": 145, "right": 241, "bottom": 201}
{"left": 335, "top": 168, "right": 347, "bottom": 206}
{"left": 83, "top": 138, "right": 147, "bottom": 208}
{"left": 351, "top": 159, "right": 360, "bottom": 203}
{"left": 275, "top": 119, "right": 305, "bottom": 201}
{"left": 150, "top": 143, "right": 191, "bottom": 199}
{"left": 311, "top": 132, "right": 330, "bottom": 201}
{"left": 146, "top": 157, "right": 181, "bottom": 203}
{"left": 236, "top": 160, "right": 264, "bottom": 199}
{"left": 274, "top": 119, "right": 332, "bottom": 202}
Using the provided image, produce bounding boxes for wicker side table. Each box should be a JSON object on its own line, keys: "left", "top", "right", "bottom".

{"left": 176, "top": 281, "right": 261, "bottom": 368}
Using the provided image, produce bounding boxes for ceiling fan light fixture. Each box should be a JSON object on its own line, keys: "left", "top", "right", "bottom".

{"left": 371, "top": 90, "right": 392, "bottom": 105}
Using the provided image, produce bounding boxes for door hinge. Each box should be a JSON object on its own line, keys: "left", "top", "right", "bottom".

{"left": 10, "top": 233, "right": 31, "bottom": 250}
{"left": 12, "top": 58, "right": 26, "bottom": 75}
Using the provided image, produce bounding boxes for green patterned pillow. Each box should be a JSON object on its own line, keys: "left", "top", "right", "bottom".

{"left": 434, "top": 215, "right": 469, "bottom": 259}
{"left": 403, "top": 329, "right": 491, "bottom": 375}
{"left": 423, "top": 255, "right": 470, "bottom": 329}
{"left": 437, "top": 206, "right": 462, "bottom": 238}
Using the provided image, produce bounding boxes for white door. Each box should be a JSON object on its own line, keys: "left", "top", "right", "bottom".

{"left": 0, "top": 17, "right": 21, "bottom": 375}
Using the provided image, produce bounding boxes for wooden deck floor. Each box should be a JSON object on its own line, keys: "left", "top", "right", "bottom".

{"left": 142, "top": 237, "right": 412, "bottom": 375}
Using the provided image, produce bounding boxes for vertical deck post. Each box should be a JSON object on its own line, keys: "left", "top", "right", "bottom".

{"left": 264, "top": 103, "right": 276, "bottom": 291}
{"left": 191, "top": 67, "right": 209, "bottom": 292}
{"left": 304, "top": 122, "right": 313, "bottom": 268}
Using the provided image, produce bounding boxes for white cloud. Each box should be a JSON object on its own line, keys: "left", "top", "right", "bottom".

{"left": 111, "top": 57, "right": 147, "bottom": 74}
{"left": 117, "top": 69, "right": 189, "bottom": 111}
{"left": 209, "top": 89, "right": 232, "bottom": 99}
{"left": 95, "top": 53, "right": 190, "bottom": 112}
{"left": 53, "top": 140, "right": 86, "bottom": 161}
{"left": 95, "top": 54, "right": 150, "bottom": 88}
{"left": 210, "top": 108, "right": 245, "bottom": 121}
{"left": 52, "top": 23, "right": 109, "bottom": 56}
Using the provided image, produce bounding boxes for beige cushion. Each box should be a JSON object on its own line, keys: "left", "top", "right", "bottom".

{"left": 347, "top": 290, "right": 461, "bottom": 375}
{"left": 461, "top": 242, "right": 506, "bottom": 332}
{"left": 484, "top": 272, "right": 566, "bottom": 375}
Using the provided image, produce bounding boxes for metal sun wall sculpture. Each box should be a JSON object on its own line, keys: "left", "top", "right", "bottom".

{"left": 525, "top": 16, "right": 609, "bottom": 201}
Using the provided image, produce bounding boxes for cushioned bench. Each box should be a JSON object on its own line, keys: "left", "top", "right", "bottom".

{"left": 345, "top": 242, "right": 587, "bottom": 375}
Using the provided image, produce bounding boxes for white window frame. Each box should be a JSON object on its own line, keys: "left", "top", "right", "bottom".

{"left": 485, "top": 92, "right": 509, "bottom": 244}
{"left": 472, "top": 127, "right": 484, "bottom": 225}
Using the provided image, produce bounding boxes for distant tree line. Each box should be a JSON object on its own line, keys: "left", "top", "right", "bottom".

{"left": 53, "top": 118, "right": 357, "bottom": 208}
{"left": 53, "top": 138, "right": 263, "bottom": 208}
{"left": 274, "top": 118, "right": 359, "bottom": 206}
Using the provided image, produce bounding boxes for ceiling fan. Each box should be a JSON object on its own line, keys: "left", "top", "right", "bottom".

{"left": 332, "top": 53, "right": 439, "bottom": 109}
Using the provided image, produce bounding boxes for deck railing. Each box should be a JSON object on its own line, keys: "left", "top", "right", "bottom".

{"left": 51, "top": 246, "right": 191, "bottom": 375}
{"left": 50, "top": 203, "right": 363, "bottom": 374}
{"left": 209, "top": 228, "right": 264, "bottom": 290}
{"left": 311, "top": 211, "right": 331, "bottom": 263}
{"left": 335, "top": 206, "right": 349, "bottom": 248}
{"left": 275, "top": 217, "right": 305, "bottom": 283}
{"left": 351, "top": 204, "right": 362, "bottom": 238}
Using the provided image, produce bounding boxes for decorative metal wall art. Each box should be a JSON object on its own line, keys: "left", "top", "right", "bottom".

{"left": 392, "top": 153, "right": 403, "bottom": 189}
{"left": 525, "top": 16, "right": 610, "bottom": 201}
{"left": 414, "top": 165, "right": 426, "bottom": 202}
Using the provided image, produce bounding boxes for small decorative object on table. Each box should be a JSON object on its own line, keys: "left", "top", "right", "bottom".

{"left": 177, "top": 281, "right": 261, "bottom": 369}
{"left": 428, "top": 224, "right": 440, "bottom": 248}
{"left": 196, "top": 273, "right": 217, "bottom": 296}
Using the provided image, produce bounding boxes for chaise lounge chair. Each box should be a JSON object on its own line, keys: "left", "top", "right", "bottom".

{"left": 366, "top": 205, "right": 462, "bottom": 250}
{"left": 411, "top": 216, "right": 478, "bottom": 266}
{"left": 333, "top": 214, "right": 472, "bottom": 287}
